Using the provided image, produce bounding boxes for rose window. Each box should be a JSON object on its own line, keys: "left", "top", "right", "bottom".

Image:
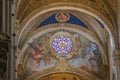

{"left": 52, "top": 35, "right": 73, "bottom": 54}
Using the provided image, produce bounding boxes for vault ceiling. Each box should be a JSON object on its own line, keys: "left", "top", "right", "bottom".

{"left": 106, "top": 0, "right": 118, "bottom": 15}
{"left": 16, "top": 0, "right": 118, "bottom": 26}
{"left": 15, "top": 0, "right": 118, "bottom": 49}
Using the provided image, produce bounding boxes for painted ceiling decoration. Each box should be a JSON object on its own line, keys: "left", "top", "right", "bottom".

{"left": 37, "top": 12, "right": 88, "bottom": 28}
{"left": 17, "top": 10, "right": 109, "bottom": 50}
{"left": 17, "top": 30, "right": 106, "bottom": 80}
{"left": 15, "top": 0, "right": 117, "bottom": 80}
{"left": 16, "top": 0, "right": 117, "bottom": 27}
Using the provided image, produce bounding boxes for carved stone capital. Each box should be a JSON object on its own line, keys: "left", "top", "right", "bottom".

{"left": 113, "top": 49, "right": 120, "bottom": 64}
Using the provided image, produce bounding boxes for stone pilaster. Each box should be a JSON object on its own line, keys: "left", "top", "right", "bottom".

{"left": 118, "top": 0, "right": 120, "bottom": 49}
{"left": 113, "top": 50, "right": 120, "bottom": 80}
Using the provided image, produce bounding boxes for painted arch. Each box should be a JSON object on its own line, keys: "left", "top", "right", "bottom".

{"left": 16, "top": 3, "right": 114, "bottom": 80}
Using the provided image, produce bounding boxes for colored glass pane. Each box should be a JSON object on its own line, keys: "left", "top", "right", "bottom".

{"left": 52, "top": 35, "right": 73, "bottom": 54}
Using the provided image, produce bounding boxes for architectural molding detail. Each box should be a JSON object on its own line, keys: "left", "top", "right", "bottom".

{"left": 106, "top": 0, "right": 118, "bottom": 15}
{"left": 113, "top": 50, "right": 120, "bottom": 80}
{"left": 118, "top": 0, "right": 120, "bottom": 49}
{"left": 113, "top": 50, "right": 120, "bottom": 64}
{"left": 16, "top": 0, "right": 115, "bottom": 25}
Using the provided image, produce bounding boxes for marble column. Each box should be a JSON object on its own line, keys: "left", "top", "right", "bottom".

{"left": 113, "top": 50, "right": 120, "bottom": 80}
{"left": 5, "top": 0, "right": 16, "bottom": 80}
{"left": 10, "top": 0, "right": 16, "bottom": 80}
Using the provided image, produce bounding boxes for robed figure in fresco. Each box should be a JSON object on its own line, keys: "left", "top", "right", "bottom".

{"left": 28, "top": 39, "right": 52, "bottom": 69}
{"left": 68, "top": 41, "right": 102, "bottom": 73}
{"left": 82, "top": 41, "right": 102, "bottom": 72}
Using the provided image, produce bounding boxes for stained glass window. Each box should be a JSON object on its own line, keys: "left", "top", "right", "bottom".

{"left": 52, "top": 35, "right": 73, "bottom": 54}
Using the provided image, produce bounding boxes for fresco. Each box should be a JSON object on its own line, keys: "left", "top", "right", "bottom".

{"left": 68, "top": 41, "right": 101, "bottom": 72}
{"left": 17, "top": 30, "right": 108, "bottom": 80}
{"left": 38, "top": 12, "right": 88, "bottom": 28}
{"left": 26, "top": 39, "right": 57, "bottom": 71}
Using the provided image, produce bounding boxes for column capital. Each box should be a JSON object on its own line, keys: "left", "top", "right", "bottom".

{"left": 113, "top": 49, "right": 120, "bottom": 64}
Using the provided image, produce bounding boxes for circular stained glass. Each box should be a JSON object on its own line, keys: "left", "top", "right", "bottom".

{"left": 52, "top": 35, "right": 73, "bottom": 55}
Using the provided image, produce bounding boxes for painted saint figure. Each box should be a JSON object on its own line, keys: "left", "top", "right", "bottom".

{"left": 28, "top": 39, "right": 52, "bottom": 68}
{"left": 82, "top": 42, "right": 100, "bottom": 72}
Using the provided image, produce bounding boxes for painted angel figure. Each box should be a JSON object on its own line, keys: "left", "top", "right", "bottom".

{"left": 28, "top": 39, "right": 52, "bottom": 68}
